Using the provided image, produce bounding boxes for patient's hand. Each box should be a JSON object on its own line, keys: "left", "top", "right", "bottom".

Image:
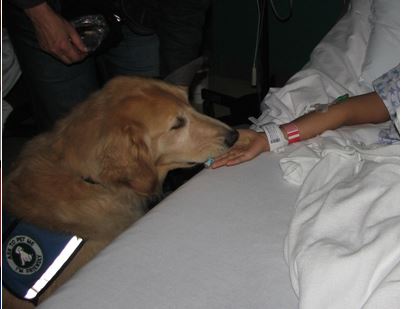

{"left": 211, "top": 129, "right": 269, "bottom": 168}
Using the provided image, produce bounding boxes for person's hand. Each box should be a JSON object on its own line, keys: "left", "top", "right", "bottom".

{"left": 211, "top": 129, "right": 269, "bottom": 168}
{"left": 25, "top": 3, "right": 88, "bottom": 64}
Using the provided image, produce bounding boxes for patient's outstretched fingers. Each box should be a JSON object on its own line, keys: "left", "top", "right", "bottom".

{"left": 210, "top": 157, "right": 226, "bottom": 168}
{"left": 226, "top": 154, "right": 248, "bottom": 166}
{"left": 212, "top": 151, "right": 243, "bottom": 168}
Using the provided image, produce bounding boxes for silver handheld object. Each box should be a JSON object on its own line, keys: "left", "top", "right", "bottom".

{"left": 70, "top": 15, "right": 110, "bottom": 53}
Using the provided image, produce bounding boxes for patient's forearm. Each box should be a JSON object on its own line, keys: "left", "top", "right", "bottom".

{"left": 210, "top": 93, "right": 390, "bottom": 168}
{"left": 280, "top": 92, "right": 390, "bottom": 141}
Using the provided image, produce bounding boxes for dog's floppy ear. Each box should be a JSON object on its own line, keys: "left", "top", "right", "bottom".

{"left": 99, "top": 123, "right": 159, "bottom": 196}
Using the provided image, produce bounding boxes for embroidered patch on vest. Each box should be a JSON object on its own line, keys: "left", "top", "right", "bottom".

{"left": 6, "top": 235, "right": 44, "bottom": 275}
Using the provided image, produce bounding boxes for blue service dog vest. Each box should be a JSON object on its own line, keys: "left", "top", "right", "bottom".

{"left": 3, "top": 213, "right": 84, "bottom": 304}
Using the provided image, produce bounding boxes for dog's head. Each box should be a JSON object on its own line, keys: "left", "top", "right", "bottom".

{"left": 60, "top": 76, "right": 238, "bottom": 196}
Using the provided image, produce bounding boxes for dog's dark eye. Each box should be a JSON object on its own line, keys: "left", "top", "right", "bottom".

{"left": 171, "top": 117, "right": 186, "bottom": 130}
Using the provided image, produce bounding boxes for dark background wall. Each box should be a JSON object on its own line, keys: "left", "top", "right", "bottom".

{"left": 209, "top": 0, "right": 346, "bottom": 87}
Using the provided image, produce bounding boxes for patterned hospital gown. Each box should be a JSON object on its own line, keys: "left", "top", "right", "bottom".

{"left": 372, "top": 65, "right": 400, "bottom": 144}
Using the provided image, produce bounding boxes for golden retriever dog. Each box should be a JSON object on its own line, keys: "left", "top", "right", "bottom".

{"left": 3, "top": 76, "right": 238, "bottom": 308}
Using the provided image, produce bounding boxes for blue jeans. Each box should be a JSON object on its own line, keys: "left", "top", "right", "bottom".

{"left": 5, "top": 2, "right": 159, "bottom": 129}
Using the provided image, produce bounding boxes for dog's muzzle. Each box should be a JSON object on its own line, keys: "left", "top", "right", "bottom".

{"left": 224, "top": 129, "right": 239, "bottom": 147}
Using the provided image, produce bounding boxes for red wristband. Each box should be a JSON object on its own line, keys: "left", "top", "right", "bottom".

{"left": 281, "top": 123, "right": 301, "bottom": 144}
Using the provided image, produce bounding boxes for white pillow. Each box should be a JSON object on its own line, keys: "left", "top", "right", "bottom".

{"left": 360, "top": 0, "right": 400, "bottom": 87}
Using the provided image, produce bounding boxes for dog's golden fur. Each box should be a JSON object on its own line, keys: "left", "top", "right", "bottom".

{"left": 3, "top": 76, "right": 238, "bottom": 307}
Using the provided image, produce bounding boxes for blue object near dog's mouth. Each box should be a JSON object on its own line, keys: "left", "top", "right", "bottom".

{"left": 204, "top": 157, "right": 215, "bottom": 167}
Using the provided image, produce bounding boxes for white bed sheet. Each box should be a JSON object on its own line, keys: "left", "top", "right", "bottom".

{"left": 282, "top": 134, "right": 400, "bottom": 309}
{"left": 41, "top": 153, "right": 300, "bottom": 309}
{"left": 248, "top": 0, "right": 400, "bottom": 306}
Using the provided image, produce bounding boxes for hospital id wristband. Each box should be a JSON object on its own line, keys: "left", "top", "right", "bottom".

{"left": 281, "top": 123, "right": 300, "bottom": 144}
{"left": 261, "top": 123, "right": 288, "bottom": 152}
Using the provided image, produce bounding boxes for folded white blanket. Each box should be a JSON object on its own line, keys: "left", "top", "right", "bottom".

{"left": 282, "top": 136, "right": 400, "bottom": 309}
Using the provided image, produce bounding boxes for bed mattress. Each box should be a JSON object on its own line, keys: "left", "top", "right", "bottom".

{"left": 40, "top": 152, "right": 300, "bottom": 309}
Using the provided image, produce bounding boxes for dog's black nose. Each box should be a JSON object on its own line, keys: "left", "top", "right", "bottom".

{"left": 224, "top": 129, "right": 239, "bottom": 147}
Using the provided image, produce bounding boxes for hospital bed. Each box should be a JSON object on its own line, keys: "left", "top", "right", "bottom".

{"left": 40, "top": 0, "right": 399, "bottom": 307}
